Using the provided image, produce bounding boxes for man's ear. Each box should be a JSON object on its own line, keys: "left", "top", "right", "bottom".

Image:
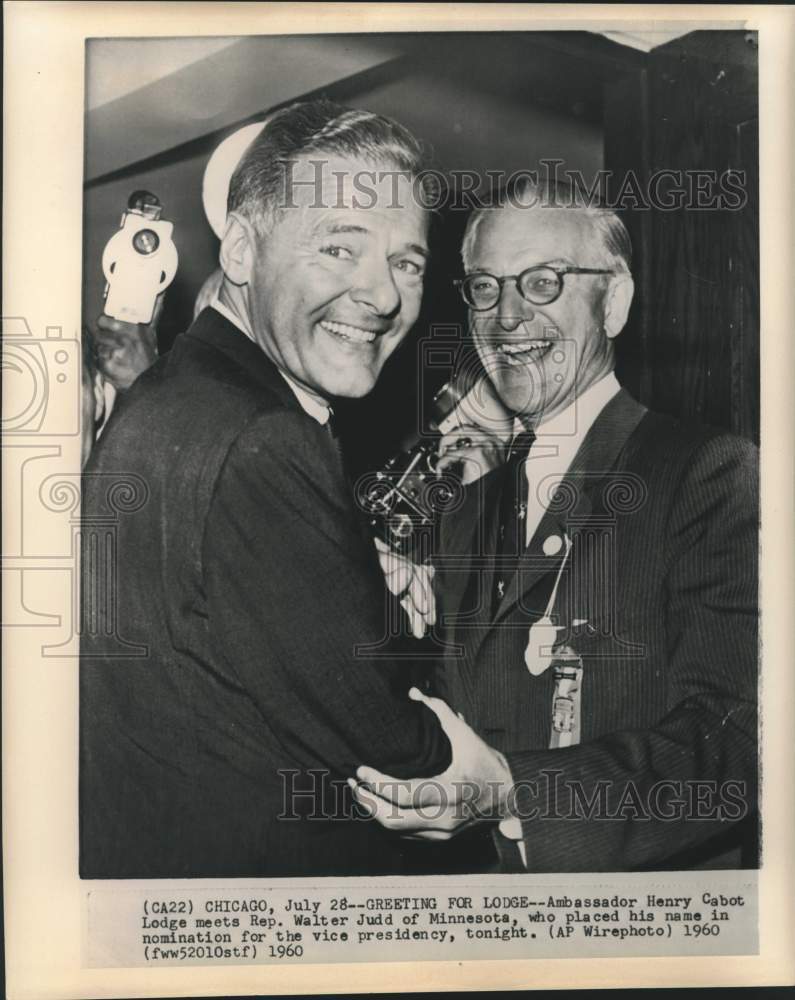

{"left": 219, "top": 213, "right": 255, "bottom": 286}
{"left": 603, "top": 273, "right": 634, "bottom": 340}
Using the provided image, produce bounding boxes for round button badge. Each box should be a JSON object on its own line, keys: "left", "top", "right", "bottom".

{"left": 542, "top": 534, "right": 564, "bottom": 556}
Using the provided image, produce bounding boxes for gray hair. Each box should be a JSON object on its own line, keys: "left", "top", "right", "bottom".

{"left": 228, "top": 99, "right": 431, "bottom": 231}
{"left": 461, "top": 176, "right": 632, "bottom": 275}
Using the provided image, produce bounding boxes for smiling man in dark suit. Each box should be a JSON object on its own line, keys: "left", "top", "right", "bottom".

{"left": 79, "top": 100, "right": 484, "bottom": 878}
{"left": 353, "top": 178, "right": 759, "bottom": 873}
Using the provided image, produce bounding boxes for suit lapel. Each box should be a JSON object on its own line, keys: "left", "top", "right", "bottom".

{"left": 440, "top": 468, "right": 501, "bottom": 625}
{"left": 479, "top": 389, "right": 648, "bottom": 645}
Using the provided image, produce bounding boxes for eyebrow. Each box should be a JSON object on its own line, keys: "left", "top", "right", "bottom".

{"left": 324, "top": 223, "right": 370, "bottom": 236}
{"left": 470, "top": 256, "right": 572, "bottom": 272}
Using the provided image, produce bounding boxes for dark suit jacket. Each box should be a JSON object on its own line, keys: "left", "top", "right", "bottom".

{"left": 80, "top": 307, "right": 450, "bottom": 878}
{"left": 435, "top": 388, "right": 758, "bottom": 872}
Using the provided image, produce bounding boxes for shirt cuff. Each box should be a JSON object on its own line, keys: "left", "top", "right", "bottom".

{"left": 497, "top": 816, "right": 527, "bottom": 867}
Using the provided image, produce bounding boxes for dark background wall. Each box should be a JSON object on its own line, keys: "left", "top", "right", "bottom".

{"left": 604, "top": 30, "right": 759, "bottom": 444}
{"left": 83, "top": 31, "right": 758, "bottom": 470}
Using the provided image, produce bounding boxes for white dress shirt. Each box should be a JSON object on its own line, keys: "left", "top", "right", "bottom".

{"left": 522, "top": 372, "right": 621, "bottom": 545}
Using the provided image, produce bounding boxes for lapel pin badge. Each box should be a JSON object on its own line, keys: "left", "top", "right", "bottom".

{"left": 542, "top": 533, "right": 563, "bottom": 556}
{"left": 524, "top": 532, "right": 573, "bottom": 676}
{"left": 524, "top": 616, "right": 565, "bottom": 676}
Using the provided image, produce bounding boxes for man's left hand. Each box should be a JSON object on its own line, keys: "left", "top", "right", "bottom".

{"left": 349, "top": 687, "right": 513, "bottom": 840}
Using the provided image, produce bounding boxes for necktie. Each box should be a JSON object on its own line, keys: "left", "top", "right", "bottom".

{"left": 491, "top": 428, "right": 536, "bottom": 615}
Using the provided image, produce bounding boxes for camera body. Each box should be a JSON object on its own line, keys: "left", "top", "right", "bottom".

{"left": 102, "top": 191, "right": 178, "bottom": 325}
{"left": 359, "top": 366, "right": 508, "bottom": 556}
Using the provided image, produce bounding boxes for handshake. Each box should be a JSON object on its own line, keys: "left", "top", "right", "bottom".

{"left": 90, "top": 306, "right": 517, "bottom": 842}
{"left": 369, "top": 388, "right": 517, "bottom": 850}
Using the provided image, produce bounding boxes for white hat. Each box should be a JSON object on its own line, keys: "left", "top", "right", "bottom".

{"left": 202, "top": 119, "right": 269, "bottom": 239}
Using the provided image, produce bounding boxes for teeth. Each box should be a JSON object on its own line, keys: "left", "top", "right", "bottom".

{"left": 497, "top": 340, "right": 552, "bottom": 366}
{"left": 320, "top": 320, "right": 377, "bottom": 343}
{"left": 498, "top": 341, "right": 551, "bottom": 355}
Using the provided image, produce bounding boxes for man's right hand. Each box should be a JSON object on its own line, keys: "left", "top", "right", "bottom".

{"left": 350, "top": 687, "right": 513, "bottom": 841}
{"left": 435, "top": 423, "right": 507, "bottom": 485}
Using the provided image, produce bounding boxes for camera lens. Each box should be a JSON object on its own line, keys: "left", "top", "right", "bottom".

{"left": 133, "top": 229, "right": 160, "bottom": 255}
{"left": 389, "top": 514, "right": 414, "bottom": 539}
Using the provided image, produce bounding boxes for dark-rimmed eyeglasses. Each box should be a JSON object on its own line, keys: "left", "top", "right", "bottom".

{"left": 454, "top": 265, "right": 615, "bottom": 310}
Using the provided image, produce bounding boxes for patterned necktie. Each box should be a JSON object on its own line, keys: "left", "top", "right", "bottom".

{"left": 492, "top": 428, "right": 536, "bottom": 616}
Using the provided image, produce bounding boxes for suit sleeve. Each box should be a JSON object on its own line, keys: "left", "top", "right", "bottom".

{"left": 203, "top": 408, "right": 451, "bottom": 781}
{"left": 504, "top": 433, "right": 758, "bottom": 871}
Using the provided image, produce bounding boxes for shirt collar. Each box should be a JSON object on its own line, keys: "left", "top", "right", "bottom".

{"left": 542, "top": 371, "right": 620, "bottom": 439}
{"left": 209, "top": 297, "right": 331, "bottom": 427}
{"left": 210, "top": 295, "right": 252, "bottom": 341}
{"left": 515, "top": 371, "right": 621, "bottom": 451}
{"left": 278, "top": 370, "right": 332, "bottom": 427}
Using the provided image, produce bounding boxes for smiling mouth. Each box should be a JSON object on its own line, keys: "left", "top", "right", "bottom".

{"left": 497, "top": 339, "right": 553, "bottom": 366}
{"left": 320, "top": 320, "right": 378, "bottom": 344}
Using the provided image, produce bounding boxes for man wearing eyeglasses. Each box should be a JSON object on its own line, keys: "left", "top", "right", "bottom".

{"left": 352, "top": 178, "right": 759, "bottom": 874}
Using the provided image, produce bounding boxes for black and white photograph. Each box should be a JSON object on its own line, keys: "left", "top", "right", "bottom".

{"left": 80, "top": 24, "right": 760, "bottom": 878}
{"left": 3, "top": 3, "right": 794, "bottom": 996}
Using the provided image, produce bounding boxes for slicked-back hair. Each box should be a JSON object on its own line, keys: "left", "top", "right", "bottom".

{"left": 462, "top": 176, "right": 633, "bottom": 275}
{"left": 227, "top": 99, "right": 432, "bottom": 232}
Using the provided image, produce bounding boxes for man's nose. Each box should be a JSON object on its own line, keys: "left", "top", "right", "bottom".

{"left": 350, "top": 260, "right": 401, "bottom": 318}
{"left": 495, "top": 279, "right": 534, "bottom": 331}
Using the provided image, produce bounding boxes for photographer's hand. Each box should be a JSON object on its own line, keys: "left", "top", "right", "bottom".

{"left": 349, "top": 687, "right": 513, "bottom": 840}
{"left": 374, "top": 538, "right": 435, "bottom": 639}
{"left": 94, "top": 293, "right": 163, "bottom": 390}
